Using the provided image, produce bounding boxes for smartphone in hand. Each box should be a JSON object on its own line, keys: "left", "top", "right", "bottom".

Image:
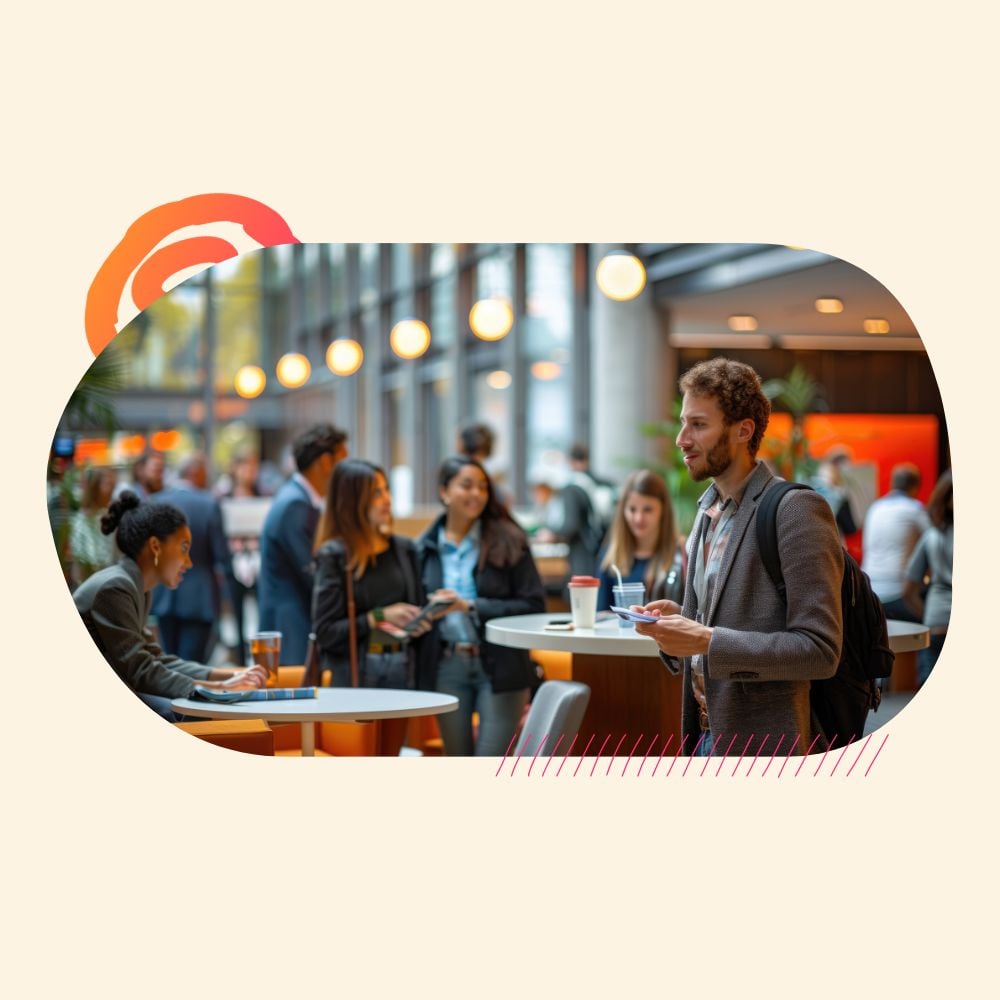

{"left": 401, "top": 597, "right": 456, "bottom": 635}
{"left": 610, "top": 605, "right": 660, "bottom": 623}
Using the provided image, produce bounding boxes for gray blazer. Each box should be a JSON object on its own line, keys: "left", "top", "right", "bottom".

{"left": 73, "top": 558, "right": 212, "bottom": 698}
{"left": 667, "top": 462, "right": 844, "bottom": 755}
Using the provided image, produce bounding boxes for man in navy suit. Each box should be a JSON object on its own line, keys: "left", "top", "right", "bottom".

{"left": 257, "top": 423, "right": 348, "bottom": 664}
{"left": 151, "top": 452, "right": 235, "bottom": 663}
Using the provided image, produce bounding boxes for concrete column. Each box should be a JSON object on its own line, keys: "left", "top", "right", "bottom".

{"left": 589, "top": 245, "right": 675, "bottom": 485}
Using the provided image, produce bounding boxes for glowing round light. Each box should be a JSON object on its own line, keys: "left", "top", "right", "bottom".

{"left": 530, "top": 361, "right": 562, "bottom": 381}
{"left": 469, "top": 298, "right": 514, "bottom": 341}
{"left": 595, "top": 252, "right": 646, "bottom": 301}
{"left": 727, "top": 315, "right": 758, "bottom": 332}
{"left": 863, "top": 318, "right": 890, "bottom": 335}
{"left": 486, "top": 370, "right": 512, "bottom": 390}
{"left": 390, "top": 319, "right": 431, "bottom": 360}
{"left": 234, "top": 365, "right": 266, "bottom": 399}
{"left": 815, "top": 298, "right": 844, "bottom": 314}
{"left": 326, "top": 339, "right": 364, "bottom": 376}
{"left": 275, "top": 353, "right": 311, "bottom": 388}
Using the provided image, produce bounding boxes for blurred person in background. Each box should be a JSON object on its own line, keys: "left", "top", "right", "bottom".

{"left": 258, "top": 423, "right": 348, "bottom": 664}
{"left": 73, "top": 491, "right": 267, "bottom": 720}
{"left": 215, "top": 447, "right": 262, "bottom": 499}
{"left": 596, "top": 469, "right": 685, "bottom": 611}
{"left": 903, "top": 469, "right": 953, "bottom": 687}
{"left": 569, "top": 442, "right": 618, "bottom": 541}
{"left": 69, "top": 465, "right": 118, "bottom": 584}
{"left": 115, "top": 449, "right": 165, "bottom": 501}
{"left": 215, "top": 446, "right": 263, "bottom": 663}
{"left": 416, "top": 456, "right": 545, "bottom": 756}
{"left": 312, "top": 459, "right": 429, "bottom": 755}
{"left": 532, "top": 467, "right": 602, "bottom": 578}
{"left": 810, "top": 447, "right": 858, "bottom": 539}
{"left": 456, "top": 422, "right": 495, "bottom": 465}
{"left": 151, "top": 453, "right": 236, "bottom": 663}
{"left": 456, "top": 420, "right": 513, "bottom": 509}
{"left": 861, "top": 462, "right": 929, "bottom": 622}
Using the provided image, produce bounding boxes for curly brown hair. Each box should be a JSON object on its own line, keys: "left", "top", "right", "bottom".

{"left": 678, "top": 357, "right": 771, "bottom": 456}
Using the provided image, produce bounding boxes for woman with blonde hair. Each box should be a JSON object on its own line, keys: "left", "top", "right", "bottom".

{"left": 596, "top": 469, "right": 684, "bottom": 610}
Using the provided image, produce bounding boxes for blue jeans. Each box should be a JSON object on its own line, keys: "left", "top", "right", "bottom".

{"left": 695, "top": 731, "right": 714, "bottom": 757}
{"left": 435, "top": 652, "right": 528, "bottom": 757}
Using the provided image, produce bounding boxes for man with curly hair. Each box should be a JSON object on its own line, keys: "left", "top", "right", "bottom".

{"left": 634, "top": 358, "right": 844, "bottom": 757}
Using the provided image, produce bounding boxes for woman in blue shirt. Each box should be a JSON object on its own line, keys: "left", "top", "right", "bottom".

{"left": 415, "top": 456, "right": 545, "bottom": 756}
{"left": 596, "top": 470, "right": 684, "bottom": 610}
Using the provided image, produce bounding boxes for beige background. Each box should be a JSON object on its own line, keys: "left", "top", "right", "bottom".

{"left": 3, "top": 2, "right": 995, "bottom": 996}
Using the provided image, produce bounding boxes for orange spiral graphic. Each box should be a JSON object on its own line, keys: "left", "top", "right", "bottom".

{"left": 85, "top": 193, "right": 300, "bottom": 356}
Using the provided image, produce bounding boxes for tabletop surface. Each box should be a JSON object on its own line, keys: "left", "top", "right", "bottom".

{"left": 172, "top": 688, "right": 458, "bottom": 723}
{"left": 486, "top": 613, "right": 929, "bottom": 656}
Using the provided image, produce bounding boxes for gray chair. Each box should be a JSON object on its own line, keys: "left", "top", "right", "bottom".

{"left": 514, "top": 680, "right": 591, "bottom": 757}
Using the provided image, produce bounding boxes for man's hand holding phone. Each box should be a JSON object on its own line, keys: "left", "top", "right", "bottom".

{"left": 632, "top": 599, "right": 712, "bottom": 656}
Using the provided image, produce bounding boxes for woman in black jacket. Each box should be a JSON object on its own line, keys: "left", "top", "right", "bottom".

{"left": 416, "top": 456, "right": 545, "bottom": 756}
{"left": 311, "top": 459, "right": 431, "bottom": 755}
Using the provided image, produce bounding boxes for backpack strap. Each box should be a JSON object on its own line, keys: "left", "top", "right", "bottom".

{"left": 755, "top": 481, "right": 814, "bottom": 602}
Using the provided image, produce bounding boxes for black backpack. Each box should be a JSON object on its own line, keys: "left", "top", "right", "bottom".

{"left": 756, "top": 482, "right": 895, "bottom": 745}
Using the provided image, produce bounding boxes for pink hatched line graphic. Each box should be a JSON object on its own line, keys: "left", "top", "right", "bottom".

{"left": 589, "top": 734, "right": 613, "bottom": 777}
{"left": 845, "top": 734, "right": 874, "bottom": 778}
{"left": 621, "top": 734, "right": 645, "bottom": 777}
{"left": 745, "top": 735, "right": 770, "bottom": 777}
{"left": 492, "top": 728, "right": 890, "bottom": 777}
{"left": 812, "top": 735, "right": 839, "bottom": 777}
{"left": 541, "top": 734, "right": 565, "bottom": 777}
{"left": 555, "top": 734, "right": 579, "bottom": 777}
{"left": 636, "top": 734, "right": 661, "bottom": 777}
{"left": 864, "top": 734, "right": 890, "bottom": 776}
{"left": 730, "top": 735, "right": 754, "bottom": 776}
{"left": 829, "top": 736, "right": 855, "bottom": 777}
{"left": 713, "top": 734, "right": 739, "bottom": 776}
{"left": 666, "top": 735, "right": 690, "bottom": 776}
{"left": 777, "top": 735, "right": 801, "bottom": 778}
{"left": 760, "top": 735, "right": 785, "bottom": 777}
{"left": 606, "top": 734, "right": 629, "bottom": 776}
{"left": 527, "top": 733, "right": 550, "bottom": 777}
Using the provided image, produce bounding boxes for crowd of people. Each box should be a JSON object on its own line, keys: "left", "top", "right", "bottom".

{"left": 54, "top": 357, "right": 953, "bottom": 756}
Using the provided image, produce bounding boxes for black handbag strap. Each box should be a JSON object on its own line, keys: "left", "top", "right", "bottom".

{"left": 345, "top": 556, "right": 360, "bottom": 688}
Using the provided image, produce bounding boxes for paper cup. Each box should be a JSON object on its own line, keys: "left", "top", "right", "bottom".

{"left": 568, "top": 575, "right": 600, "bottom": 628}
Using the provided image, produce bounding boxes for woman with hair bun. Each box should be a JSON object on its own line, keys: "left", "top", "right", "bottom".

{"left": 72, "top": 490, "right": 267, "bottom": 719}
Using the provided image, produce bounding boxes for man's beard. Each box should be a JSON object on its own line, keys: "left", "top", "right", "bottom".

{"left": 691, "top": 435, "right": 734, "bottom": 482}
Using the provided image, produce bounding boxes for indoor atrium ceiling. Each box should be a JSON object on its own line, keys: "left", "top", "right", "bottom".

{"left": 631, "top": 243, "right": 922, "bottom": 351}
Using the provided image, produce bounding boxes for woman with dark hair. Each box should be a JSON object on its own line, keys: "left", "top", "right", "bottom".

{"left": 415, "top": 456, "right": 546, "bottom": 756}
{"left": 903, "top": 469, "right": 953, "bottom": 686}
{"left": 596, "top": 469, "right": 685, "bottom": 610}
{"left": 72, "top": 491, "right": 267, "bottom": 719}
{"left": 311, "top": 461, "right": 430, "bottom": 752}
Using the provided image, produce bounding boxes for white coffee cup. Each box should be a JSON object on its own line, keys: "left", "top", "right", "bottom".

{"left": 568, "top": 575, "right": 600, "bottom": 628}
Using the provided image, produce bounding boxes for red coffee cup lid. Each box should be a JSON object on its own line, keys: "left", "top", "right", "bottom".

{"left": 569, "top": 576, "right": 600, "bottom": 587}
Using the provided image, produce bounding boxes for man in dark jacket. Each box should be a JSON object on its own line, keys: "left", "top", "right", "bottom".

{"left": 257, "top": 424, "right": 347, "bottom": 664}
{"left": 151, "top": 453, "right": 235, "bottom": 662}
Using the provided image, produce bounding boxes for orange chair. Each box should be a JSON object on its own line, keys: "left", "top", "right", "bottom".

{"left": 174, "top": 718, "right": 274, "bottom": 756}
{"left": 531, "top": 648, "right": 573, "bottom": 681}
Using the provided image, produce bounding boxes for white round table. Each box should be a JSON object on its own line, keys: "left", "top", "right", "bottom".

{"left": 486, "top": 613, "right": 931, "bottom": 739}
{"left": 172, "top": 689, "right": 458, "bottom": 756}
